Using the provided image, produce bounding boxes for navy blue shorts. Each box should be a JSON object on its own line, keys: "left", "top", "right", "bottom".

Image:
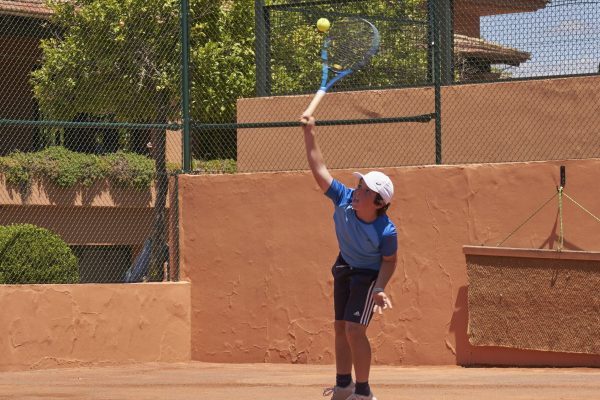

{"left": 331, "top": 253, "right": 379, "bottom": 326}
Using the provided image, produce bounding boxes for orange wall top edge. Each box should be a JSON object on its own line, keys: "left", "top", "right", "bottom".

{"left": 463, "top": 245, "right": 600, "bottom": 261}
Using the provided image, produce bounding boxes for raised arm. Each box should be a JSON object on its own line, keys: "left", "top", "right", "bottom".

{"left": 301, "top": 114, "right": 333, "bottom": 193}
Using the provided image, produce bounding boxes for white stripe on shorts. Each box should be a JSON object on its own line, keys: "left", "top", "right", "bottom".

{"left": 360, "top": 280, "right": 376, "bottom": 325}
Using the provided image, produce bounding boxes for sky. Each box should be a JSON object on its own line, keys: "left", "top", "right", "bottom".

{"left": 479, "top": 1, "right": 600, "bottom": 77}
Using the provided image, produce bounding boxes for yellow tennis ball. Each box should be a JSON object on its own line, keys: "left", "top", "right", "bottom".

{"left": 316, "top": 18, "right": 330, "bottom": 33}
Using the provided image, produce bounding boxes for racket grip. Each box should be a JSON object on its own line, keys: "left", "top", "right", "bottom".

{"left": 303, "top": 90, "right": 326, "bottom": 117}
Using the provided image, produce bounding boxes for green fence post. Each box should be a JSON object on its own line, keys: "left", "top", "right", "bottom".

{"left": 429, "top": 0, "right": 443, "bottom": 164}
{"left": 181, "top": 0, "right": 192, "bottom": 172}
{"left": 438, "top": 0, "right": 453, "bottom": 85}
{"left": 255, "top": 0, "right": 271, "bottom": 96}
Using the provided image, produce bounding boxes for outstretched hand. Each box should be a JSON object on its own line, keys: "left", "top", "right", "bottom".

{"left": 372, "top": 291, "right": 392, "bottom": 315}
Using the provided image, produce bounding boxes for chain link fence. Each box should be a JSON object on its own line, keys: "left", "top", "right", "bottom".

{"left": 0, "top": 0, "right": 598, "bottom": 283}
{"left": 0, "top": 0, "right": 182, "bottom": 284}
{"left": 445, "top": 0, "right": 600, "bottom": 164}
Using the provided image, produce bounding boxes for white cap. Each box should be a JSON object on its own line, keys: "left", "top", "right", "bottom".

{"left": 352, "top": 171, "right": 394, "bottom": 205}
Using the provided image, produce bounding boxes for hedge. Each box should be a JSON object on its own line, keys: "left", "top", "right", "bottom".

{"left": 0, "top": 224, "right": 79, "bottom": 284}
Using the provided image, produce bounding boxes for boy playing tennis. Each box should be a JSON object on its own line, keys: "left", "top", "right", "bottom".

{"left": 301, "top": 114, "right": 397, "bottom": 400}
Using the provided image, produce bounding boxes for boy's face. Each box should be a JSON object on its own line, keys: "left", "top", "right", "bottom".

{"left": 352, "top": 178, "right": 383, "bottom": 214}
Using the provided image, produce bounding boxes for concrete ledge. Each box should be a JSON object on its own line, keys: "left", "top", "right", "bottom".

{"left": 463, "top": 245, "right": 600, "bottom": 261}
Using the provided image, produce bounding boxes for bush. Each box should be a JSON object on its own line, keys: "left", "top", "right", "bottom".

{"left": 193, "top": 158, "right": 237, "bottom": 174}
{"left": 0, "top": 146, "right": 155, "bottom": 190}
{"left": 30, "top": 146, "right": 107, "bottom": 188}
{"left": 0, "top": 224, "right": 79, "bottom": 284}
{"left": 104, "top": 151, "right": 155, "bottom": 189}
{"left": 167, "top": 159, "right": 237, "bottom": 174}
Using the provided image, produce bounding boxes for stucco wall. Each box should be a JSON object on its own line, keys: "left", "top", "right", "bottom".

{"left": 0, "top": 282, "right": 191, "bottom": 371}
{"left": 181, "top": 159, "right": 600, "bottom": 366}
{"left": 237, "top": 76, "right": 600, "bottom": 171}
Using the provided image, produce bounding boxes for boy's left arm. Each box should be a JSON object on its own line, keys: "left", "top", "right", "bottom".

{"left": 372, "top": 253, "right": 397, "bottom": 312}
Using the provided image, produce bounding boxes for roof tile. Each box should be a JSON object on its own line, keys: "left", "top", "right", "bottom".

{"left": 0, "top": 0, "right": 52, "bottom": 18}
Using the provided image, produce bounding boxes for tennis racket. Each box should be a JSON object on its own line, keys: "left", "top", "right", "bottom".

{"left": 303, "top": 17, "right": 381, "bottom": 118}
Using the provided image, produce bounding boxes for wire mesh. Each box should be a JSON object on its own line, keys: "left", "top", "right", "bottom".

{"left": 264, "top": 0, "right": 429, "bottom": 95}
{"left": 454, "top": 0, "right": 600, "bottom": 82}
{"left": 446, "top": 0, "right": 600, "bottom": 164}
{"left": 0, "top": 0, "right": 181, "bottom": 284}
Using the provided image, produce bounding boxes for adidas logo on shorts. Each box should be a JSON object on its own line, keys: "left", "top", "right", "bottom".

{"left": 354, "top": 311, "right": 361, "bottom": 317}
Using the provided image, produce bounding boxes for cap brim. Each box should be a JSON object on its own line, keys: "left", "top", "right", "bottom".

{"left": 353, "top": 172, "right": 379, "bottom": 195}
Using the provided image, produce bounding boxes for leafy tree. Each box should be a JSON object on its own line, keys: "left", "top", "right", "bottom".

{"left": 188, "top": 0, "right": 255, "bottom": 159}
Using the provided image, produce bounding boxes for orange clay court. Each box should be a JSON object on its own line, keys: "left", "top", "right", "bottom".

{"left": 1, "top": 362, "right": 600, "bottom": 400}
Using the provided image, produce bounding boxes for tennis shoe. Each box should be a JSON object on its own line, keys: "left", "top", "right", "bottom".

{"left": 322, "top": 382, "right": 355, "bottom": 400}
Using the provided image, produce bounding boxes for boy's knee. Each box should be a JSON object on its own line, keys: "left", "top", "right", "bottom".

{"left": 345, "top": 321, "right": 367, "bottom": 340}
{"left": 334, "top": 320, "right": 346, "bottom": 336}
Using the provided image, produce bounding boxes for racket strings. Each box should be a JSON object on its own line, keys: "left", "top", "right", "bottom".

{"left": 328, "top": 19, "right": 377, "bottom": 72}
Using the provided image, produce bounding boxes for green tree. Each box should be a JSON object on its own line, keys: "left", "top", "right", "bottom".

{"left": 188, "top": 0, "right": 255, "bottom": 159}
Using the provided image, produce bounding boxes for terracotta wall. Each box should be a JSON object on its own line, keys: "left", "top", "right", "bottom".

{"left": 180, "top": 158, "right": 600, "bottom": 366}
{"left": 0, "top": 282, "right": 191, "bottom": 371}
{"left": 237, "top": 76, "right": 600, "bottom": 171}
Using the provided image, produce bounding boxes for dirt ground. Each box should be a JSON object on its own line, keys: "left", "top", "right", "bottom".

{"left": 1, "top": 362, "right": 600, "bottom": 400}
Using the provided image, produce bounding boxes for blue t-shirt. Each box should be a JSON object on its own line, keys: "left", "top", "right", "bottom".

{"left": 325, "top": 179, "right": 398, "bottom": 271}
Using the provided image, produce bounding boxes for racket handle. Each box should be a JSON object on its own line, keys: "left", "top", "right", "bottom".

{"left": 303, "top": 90, "right": 326, "bottom": 117}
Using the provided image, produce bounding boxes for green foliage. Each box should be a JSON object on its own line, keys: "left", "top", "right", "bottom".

{"left": 193, "top": 158, "right": 237, "bottom": 174}
{"left": 270, "top": 0, "right": 429, "bottom": 93}
{"left": 30, "top": 146, "right": 107, "bottom": 187}
{"left": 32, "top": 0, "right": 181, "bottom": 123}
{"left": 189, "top": 0, "right": 255, "bottom": 123}
{"left": 104, "top": 151, "right": 155, "bottom": 189}
{"left": 0, "top": 152, "right": 30, "bottom": 187}
{"left": 167, "top": 158, "right": 237, "bottom": 174}
{"left": 0, "top": 224, "right": 78, "bottom": 284}
{"left": 30, "top": 0, "right": 428, "bottom": 156}
{"left": 0, "top": 146, "right": 155, "bottom": 190}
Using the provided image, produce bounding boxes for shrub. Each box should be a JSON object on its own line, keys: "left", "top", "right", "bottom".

{"left": 0, "top": 146, "right": 155, "bottom": 190}
{"left": 104, "top": 151, "right": 155, "bottom": 189}
{"left": 29, "top": 146, "right": 107, "bottom": 187}
{"left": 0, "top": 224, "right": 79, "bottom": 284}
{"left": 0, "top": 152, "right": 30, "bottom": 186}
{"left": 193, "top": 158, "right": 237, "bottom": 174}
{"left": 167, "top": 159, "right": 237, "bottom": 174}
